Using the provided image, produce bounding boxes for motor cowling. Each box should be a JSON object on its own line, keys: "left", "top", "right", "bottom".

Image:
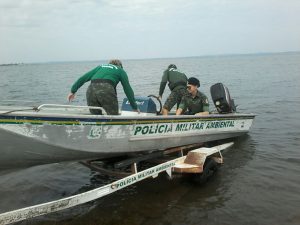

{"left": 121, "top": 97, "right": 157, "bottom": 116}
{"left": 210, "top": 83, "right": 236, "bottom": 113}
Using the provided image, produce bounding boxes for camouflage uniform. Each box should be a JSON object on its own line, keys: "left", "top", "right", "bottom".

{"left": 86, "top": 82, "right": 118, "bottom": 115}
{"left": 164, "top": 87, "right": 189, "bottom": 111}
{"left": 178, "top": 91, "right": 209, "bottom": 115}
{"left": 159, "top": 68, "right": 188, "bottom": 111}
{"left": 70, "top": 63, "right": 137, "bottom": 115}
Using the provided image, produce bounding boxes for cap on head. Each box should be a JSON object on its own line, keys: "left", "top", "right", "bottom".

{"left": 168, "top": 64, "right": 177, "bottom": 69}
{"left": 188, "top": 77, "right": 200, "bottom": 87}
{"left": 109, "top": 59, "right": 123, "bottom": 68}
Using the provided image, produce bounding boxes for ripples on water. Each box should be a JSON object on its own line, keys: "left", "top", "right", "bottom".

{"left": 0, "top": 52, "right": 299, "bottom": 225}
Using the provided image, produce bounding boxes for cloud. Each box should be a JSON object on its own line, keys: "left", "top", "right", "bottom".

{"left": 0, "top": 0, "right": 299, "bottom": 63}
{"left": 0, "top": 0, "right": 200, "bottom": 28}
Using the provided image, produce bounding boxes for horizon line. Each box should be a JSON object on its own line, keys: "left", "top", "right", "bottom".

{"left": 2, "top": 50, "right": 299, "bottom": 65}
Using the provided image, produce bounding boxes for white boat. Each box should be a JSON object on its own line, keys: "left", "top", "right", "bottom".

{"left": 0, "top": 103, "right": 255, "bottom": 170}
{"left": 0, "top": 83, "right": 255, "bottom": 170}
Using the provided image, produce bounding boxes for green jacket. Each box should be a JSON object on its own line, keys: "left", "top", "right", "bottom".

{"left": 159, "top": 68, "right": 187, "bottom": 96}
{"left": 178, "top": 91, "right": 209, "bottom": 115}
{"left": 71, "top": 64, "right": 137, "bottom": 110}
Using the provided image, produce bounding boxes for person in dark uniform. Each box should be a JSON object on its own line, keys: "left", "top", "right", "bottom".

{"left": 158, "top": 64, "right": 188, "bottom": 115}
{"left": 176, "top": 77, "right": 209, "bottom": 116}
{"left": 68, "top": 59, "right": 138, "bottom": 115}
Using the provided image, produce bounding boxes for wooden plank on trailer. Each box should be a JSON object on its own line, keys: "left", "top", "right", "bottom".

{"left": 172, "top": 163, "right": 202, "bottom": 173}
{"left": 172, "top": 142, "right": 234, "bottom": 174}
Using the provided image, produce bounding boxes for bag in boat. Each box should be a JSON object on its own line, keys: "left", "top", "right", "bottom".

{"left": 210, "top": 83, "right": 236, "bottom": 113}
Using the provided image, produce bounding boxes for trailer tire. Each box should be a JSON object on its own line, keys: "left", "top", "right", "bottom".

{"left": 193, "top": 158, "right": 218, "bottom": 184}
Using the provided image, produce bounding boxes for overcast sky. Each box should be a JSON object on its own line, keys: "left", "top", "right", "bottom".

{"left": 0, "top": 0, "right": 299, "bottom": 63}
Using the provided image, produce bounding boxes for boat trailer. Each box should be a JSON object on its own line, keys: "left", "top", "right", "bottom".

{"left": 0, "top": 142, "right": 233, "bottom": 225}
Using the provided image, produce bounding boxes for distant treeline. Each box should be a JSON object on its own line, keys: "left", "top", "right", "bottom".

{"left": 0, "top": 63, "right": 23, "bottom": 66}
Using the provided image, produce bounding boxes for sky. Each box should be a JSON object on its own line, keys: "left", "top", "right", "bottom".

{"left": 0, "top": 0, "right": 299, "bottom": 63}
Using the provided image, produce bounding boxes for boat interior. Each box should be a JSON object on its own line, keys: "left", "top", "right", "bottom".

{"left": 0, "top": 83, "right": 238, "bottom": 118}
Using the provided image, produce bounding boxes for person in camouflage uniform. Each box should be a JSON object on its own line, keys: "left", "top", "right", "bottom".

{"left": 68, "top": 59, "right": 138, "bottom": 115}
{"left": 85, "top": 82, "right": 119, "bottom": 115}
{"left": 176, "top": 77, "right": 209, "bottom": 116}
{"left": 158, "top": 64, "right": 188, "bottom": 115}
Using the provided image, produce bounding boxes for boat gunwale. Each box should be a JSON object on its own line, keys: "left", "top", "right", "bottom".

{"left": 0, "top": 110, "right": 256, "bottom": 120}
{"left": 0, "top": 112, "right": 256, "bottom": 126}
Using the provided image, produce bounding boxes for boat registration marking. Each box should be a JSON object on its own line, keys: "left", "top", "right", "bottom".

{"left": 87, "top": 126, "right": 102, "bottom": 139}
{"left": 111, "top": 161, "right": 177, "bottom": 190}
{"left": 132, "top": 120, "right": 237, "bottom": 136}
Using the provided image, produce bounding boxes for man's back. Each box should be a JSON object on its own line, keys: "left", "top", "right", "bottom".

{"left": 159, "top": 68, "right": 187, "bottom": 96}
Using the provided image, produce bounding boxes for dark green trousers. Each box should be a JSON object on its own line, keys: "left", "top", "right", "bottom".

{"left": 86, "top": 83, "right": 118, "bottom": 115}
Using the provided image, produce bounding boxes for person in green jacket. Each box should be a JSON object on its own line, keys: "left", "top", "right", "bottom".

{"left": 68, "top": 59, "right": 138, "bottom": 115}
{"left": 158, "top": 64, "right": 188, "bottom": 115}
{"left": 176, "top": 77, "right": 209, "bottom": 116}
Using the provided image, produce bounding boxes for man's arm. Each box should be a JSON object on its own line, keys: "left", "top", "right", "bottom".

{"left": 196, "top": 111, "right": 209, "bottom": 116}
{"left": 71, "top": 66, "right": 99, "bottom": 94}
{"left": 158, "top": 70, "right": 168, "bottom": 97}
{"left": 120, "top": 70, "right": 138, "bottom": 110}
{"left": 196, "top": 96, "right": 209, "bottom": 116}
{"left": 176, "top": 98, "right": 187, "bottom": 115}
{"left": 68, "top": 66, "right": 99, "bottom": 102}
{"left": 176, "top": 108, "right": 183, "bottom": 115}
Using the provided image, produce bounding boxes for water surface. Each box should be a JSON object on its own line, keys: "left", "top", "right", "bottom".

{"left": 0, "top": 52, "right": 299, "bottom": 225}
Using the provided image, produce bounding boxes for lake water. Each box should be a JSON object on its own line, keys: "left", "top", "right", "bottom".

{"left": 0, "top": 52, "right": 299, "bottom": 225}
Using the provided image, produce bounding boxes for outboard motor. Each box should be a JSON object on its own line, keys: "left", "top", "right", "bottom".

{"left": 210, "top": 83, "right": 236, "bottom": 113}
{"left": 121, "top": 96, "right": 157, "bottom": 116}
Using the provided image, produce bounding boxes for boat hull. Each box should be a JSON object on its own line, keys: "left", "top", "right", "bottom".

{"left": 0, "top": 110, "right": 255, "bottom": 170}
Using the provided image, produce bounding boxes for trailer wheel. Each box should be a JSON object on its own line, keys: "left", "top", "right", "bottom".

{"left": 193, "top": 158, "right": 218, "bottom": 184}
